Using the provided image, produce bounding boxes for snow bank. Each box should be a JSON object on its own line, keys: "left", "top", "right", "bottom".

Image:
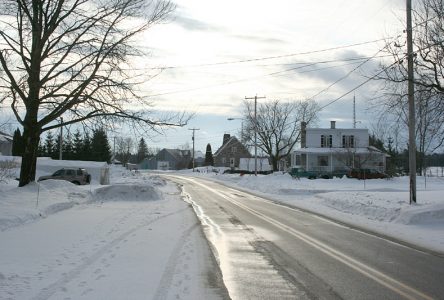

{"left": 396, "top": 202, "right": 444, "bottom": 225}
{"left": 92, "top": 184, "right": 162, "bottom": 202}
{"left": 0, "top": 166, "right": 163, "bottom": 231}
{"left": 0, "top": 180, "right": 91, "bottom": 231}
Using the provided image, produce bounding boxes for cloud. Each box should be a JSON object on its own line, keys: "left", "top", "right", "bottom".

{"left": 230, "top": 34, "right": 289, "bottom": 45}
{"left": 172, "top": 14, "right": 223, "bottom": 32}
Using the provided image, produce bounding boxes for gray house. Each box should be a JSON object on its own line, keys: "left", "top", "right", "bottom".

{"left": 139, "top": 148, "right": 191, "bottom": 170}
{"left": 214, "top": 134, "right": 251, "bottom": 168}
{"left": 0, "top": 131, "right": 13, "bottom": 156}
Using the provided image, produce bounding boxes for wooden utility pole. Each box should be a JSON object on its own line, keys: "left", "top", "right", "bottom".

{"left": 189, "top": 128, "right": 200, "bottom": 172}
{"left": 245, "top": 95, "right": 266, "bottom": 176}
{"left": 406, "top": 0, "right": 417, "bottom": 204}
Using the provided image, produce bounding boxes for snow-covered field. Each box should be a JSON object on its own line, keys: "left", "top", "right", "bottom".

{"left": 0, "top": 167, "right": 227, "bottom": 300}
{"left": 176, "top": 168, "right": 444, "bottom": 254}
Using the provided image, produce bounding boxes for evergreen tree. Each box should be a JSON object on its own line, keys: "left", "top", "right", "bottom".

{"left": 91, "top": 128, "right": 111, "bottom": 162}
{"left": 62, "top": 133, "right": 73, "bottom": 160}
{"left": 12, "top": 128, "right": 24, "bottom": 156}
{"left": 44, "top": 131, "right": 55, "bottom": 157}
{"left": 136, "top": 138, "right": 149, "bottom": 163}
{"left": 81, "top": 132, "right": 92, "bottom": 161}
{"left": 204, "top": 143, "right": 214, "bottom": 166}
{"left": 53, "top": 134, "right": 61, "bottom": 159}
{"left": 72, "top": 129, "right": 83, "bottom": 160}
{"left": 37, "top": 141, "right": 45, "bottom": 157}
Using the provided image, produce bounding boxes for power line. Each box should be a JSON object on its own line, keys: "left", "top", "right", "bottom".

{"left": 147, "top": 55, "right": 391, "bottom": 98}
{"left": 148, "top": 38, "right": 390, "bottom": 70}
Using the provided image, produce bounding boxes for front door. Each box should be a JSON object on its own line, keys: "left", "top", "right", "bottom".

{"left": 230, "top": 157, "right": 235, "bottom": 168}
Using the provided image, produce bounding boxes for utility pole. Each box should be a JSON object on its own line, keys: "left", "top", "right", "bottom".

{"left": 406, "top": 0, "right": 417, "bottom": 204}
{"left": 189, "top": 128, "right": 200, "bottom": 172}
{"left": 59, "top": 117, "right": 63, "bottom": 160}
{"left": 353, "top": 94, "right": 356, "bottom": 129}
{"left": 245, "top": 95, "right": 266, "bottom": 176}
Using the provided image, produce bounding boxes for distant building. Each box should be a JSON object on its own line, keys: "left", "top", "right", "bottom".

{"left": 139, "top": 148, "right": 191, "bottom": 170}
{"left": 213, "top": 134, "right": 251, "bottom": 168}
{"left": 291, "top": 121, "right": 388, "bottom": 173}
{"left": 0, "top": 131, "right": 13, "bottom": 156}
{"left": 239, "top": 157, "right": 271, "bottom": 172}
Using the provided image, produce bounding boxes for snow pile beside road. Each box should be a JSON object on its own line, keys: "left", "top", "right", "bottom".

{"left": 92, "top": 184, "right": 162, "bottom": 202}
{"left": 0, "top": 166, "right": 163, "bottom": 231}
{"left": 0, "top": 180, "right": 91, "bottom": 231}
{"left": 395, "top": 202, "right": 444, "bottom": 225}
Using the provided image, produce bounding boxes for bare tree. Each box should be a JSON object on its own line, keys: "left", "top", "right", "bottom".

{"left": 372, "top": 83, "right": 444, "bottom": 174}
{"left": 381, "top": 0, "right": 444, "bottom": 92}
{"left": 115, "top": 137, "right": 134, "bottom": 165}
{"left": 0, "top": 0, "right": 187, "bottom": 186}
{"left": 243, "top": 100, "right": 319, "bottom": 171}
{"left": 373, "top": 0, "right": 444, "bottom": 174}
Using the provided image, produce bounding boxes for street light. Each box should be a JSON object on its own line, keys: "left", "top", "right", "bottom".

{"left": 227, "top": 117, "right": 244, "bottom": 143}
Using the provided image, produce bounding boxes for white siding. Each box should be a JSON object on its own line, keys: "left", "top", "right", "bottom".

{"left": 306, "top": 128, "right": 368, "bottom": 148}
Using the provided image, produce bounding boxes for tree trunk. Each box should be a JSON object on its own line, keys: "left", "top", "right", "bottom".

{"left": 272, "top": 156, "right": 279, "bottom": 172}
{"left": 19, "top": 118, "right": 41, "bottom": 187}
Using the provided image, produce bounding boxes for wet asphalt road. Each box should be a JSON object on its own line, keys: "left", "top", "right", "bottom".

{"left": 166, "top": 175, "right": 444, "bottom": 300}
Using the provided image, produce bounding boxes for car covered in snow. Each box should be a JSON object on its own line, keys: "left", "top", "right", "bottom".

{"left": 38, "top": 168, "right": 91, "bottom": 185}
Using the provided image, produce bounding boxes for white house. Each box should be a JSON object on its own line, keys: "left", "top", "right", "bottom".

{"left": 291, "top": 121, "right": 388, "bottom": 174}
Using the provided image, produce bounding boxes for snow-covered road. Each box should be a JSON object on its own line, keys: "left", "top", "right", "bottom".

{"left": 0, "top": 175, "right": 228, "bottom": 300}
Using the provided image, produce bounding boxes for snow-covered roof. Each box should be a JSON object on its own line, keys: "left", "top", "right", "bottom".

{"left": 36, "top": 157, "right": 108, "bottom": 168}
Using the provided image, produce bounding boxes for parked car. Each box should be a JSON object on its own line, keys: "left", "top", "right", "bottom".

{"left": 38, "top": 168, "right": 91, "bottom": 185}
{"left": 347, "top": 168, "right": 388, "bottom": 179}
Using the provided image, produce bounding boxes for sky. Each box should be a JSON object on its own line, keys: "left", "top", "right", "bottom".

{"left": 0, "top": 0, "right": 407, "bottom": 153}
{"left": 137, "top": 0, "right": 406, "bottom": 152}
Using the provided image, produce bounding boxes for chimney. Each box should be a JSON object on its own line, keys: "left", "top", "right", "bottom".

{"left": 301, "top": 122, "right": 307, "bottom": 148}
{"left": 223, "top": 133, "right": 230, "bottom": 145}
{"left": 330, "top": 121, "right": 336, "bottom": 129}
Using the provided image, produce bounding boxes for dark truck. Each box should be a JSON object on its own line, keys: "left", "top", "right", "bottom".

{"left": 288, "top": 167, "right": 348, "bottom": 179}
{"left": 347, "top": 168, "right": 388, "bottom": 179}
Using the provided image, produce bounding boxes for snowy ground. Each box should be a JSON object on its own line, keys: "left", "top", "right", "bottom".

{"left": 175, "top": 167, "right": 444, "bottom": 254}
{"left": 0, "top": 167, "right": 227, "bottom": 300}
{"left": 1, "top": 164, "right": 443, "bottom": 299}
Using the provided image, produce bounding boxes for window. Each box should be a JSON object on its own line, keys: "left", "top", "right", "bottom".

{"left": 318, "top": 156, "right": 329, "bottom": 166}
{"left": 66, "top": 170, "right": 75, "bottom": 176}
{"left": 321, "top": 135, "right": 332, "bottom": 148}
{"left": 53, "top": 170, "right": 64, "bottom": 176}
{"left": 295, "top": 154, "right": 301, "bottom": 165}
{"left": 342, "top": 135, "right": 355, "bottom": 148}
{"left": 231, "top": 146, "right": 237, "bottom": 153}
{"left": 222, "top": 157, "right": 226, "bottom": 164}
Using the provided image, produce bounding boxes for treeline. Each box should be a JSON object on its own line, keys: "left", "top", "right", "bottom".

{"left": 370, "top": 134, "right": 444, "bottom": 176}
{"left": 13, "top": 127, "right": 156, "bottom": 165}
{"left": 12, "top": 128, "right": 112, "bottom": 163}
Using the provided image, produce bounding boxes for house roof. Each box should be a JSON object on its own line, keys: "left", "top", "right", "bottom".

{"left": 159, "top": 148, "right": 190, "bottom": 162}
{"left": 214, "top": 136, "right": 243, "bottom": 156}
